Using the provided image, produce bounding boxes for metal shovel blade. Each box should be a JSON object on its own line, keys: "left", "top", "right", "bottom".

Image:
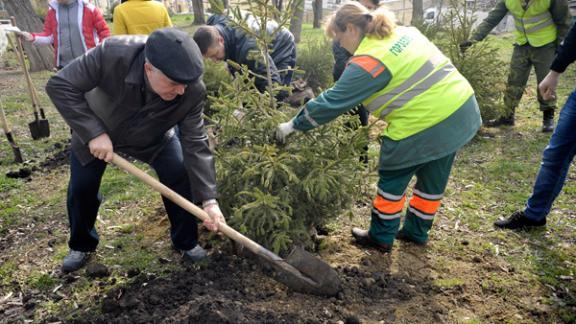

{"left": 260, "top": 247, "right": 341, "bottom": 296}
{"left": 11, "top": 145, "right": 23, "bottom": 163}
{"left": 4, "top": 132, "right": 23, "bottom": 163}
{"left": 28, "top": 119, "right": 50, "bottom": 140}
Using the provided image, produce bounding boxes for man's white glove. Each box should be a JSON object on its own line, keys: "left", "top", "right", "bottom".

{"left": 202, "top": 199, "right": 226, "bottom": 232}
{"left": 275, "top": 120, "right": 295, "bottom": 144}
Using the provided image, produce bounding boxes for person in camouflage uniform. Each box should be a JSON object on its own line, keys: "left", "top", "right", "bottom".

{"left": 462, "top": 0, "right": 570, "bottom": 132}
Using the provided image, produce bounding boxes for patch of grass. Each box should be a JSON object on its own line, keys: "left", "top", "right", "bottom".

{"left": 171, "top": 14, "right": 195, "bottom": 26}
{"left": 27, "top": 272, "right": 57, "bottom": 291}
{"left": 434, "top": 277, "right": 465, "bottom": 289}
{"left": 0, "top": 260, "right": 18, "bottom": 285}
{"left": 300, "top": 24, "right": 327, "bottom": 43}
{"left": 104, "top": 235, "right": 164, "bottom": 271}
{"left": 480, "top": 273, "right": 516, "bottom": 295}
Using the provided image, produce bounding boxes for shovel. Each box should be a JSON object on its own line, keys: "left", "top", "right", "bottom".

{"left": 0, "top": 96, "right": 23, "bottom": 163}
{"left": 8, "top": 17, "right": 49, "bottom": 140}
{"left": 111, "top": 153, "right": 341, "bottom": 296}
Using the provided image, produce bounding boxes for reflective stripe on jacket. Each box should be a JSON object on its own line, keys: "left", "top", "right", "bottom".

{"left": 356, "top": 27, "right": 474, "bottom": 140}
{"left": 506, "top": 0, "right": 557, "bottom": 46}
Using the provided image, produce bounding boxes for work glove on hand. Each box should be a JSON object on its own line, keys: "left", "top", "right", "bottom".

{"left": 202, "top": 200, "right": 226, "bottom": 232}
{"left": 459, "top": 40, "right": 473, "bottom": 53}
{"left": 275, "top": 120, "right": 295, "bottom": 144}
{"left": 18, "top": 31, "right": 33, "bottom": 42}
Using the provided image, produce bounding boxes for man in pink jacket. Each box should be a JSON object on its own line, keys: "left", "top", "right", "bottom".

{"left": 19, "top": 0, "right": 110, "bottom": 68}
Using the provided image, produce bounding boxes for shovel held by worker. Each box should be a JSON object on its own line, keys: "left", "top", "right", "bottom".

{"left": 0, "top": 97, "right": 23, "bottom": 163}
{"left": 111, "top": 153, "right": 341, "bottom": 296}
{"left": 9, "top": 17, "right": 50, "bottom": 140}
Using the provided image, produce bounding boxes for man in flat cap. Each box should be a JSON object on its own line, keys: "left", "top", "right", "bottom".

{"left": 46, "top": 28, "right": 225, "bottom": 272}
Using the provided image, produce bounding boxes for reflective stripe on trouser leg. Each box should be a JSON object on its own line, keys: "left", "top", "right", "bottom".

{"left": 404, "top": 191, "right": 442, "bottom": 244}
{"left": 402, "top": 153, "right": 456, "bottom": 243}
{"left": 369, "top": 166, "right": 415, "bottom": 245}
{"left": 369, "top": 192, "right": 405, "bottom": 245}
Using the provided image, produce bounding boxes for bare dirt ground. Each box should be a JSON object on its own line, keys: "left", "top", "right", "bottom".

{"left": 1, "top": 68, "right": 574, "bottom": 324}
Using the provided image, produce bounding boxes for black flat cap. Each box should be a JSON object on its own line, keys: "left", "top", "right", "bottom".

{"left": 145, "top": 28, "right": 203, "bottom": 84}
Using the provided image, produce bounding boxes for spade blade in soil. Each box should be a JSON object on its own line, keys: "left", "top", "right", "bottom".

{"left": 29, "top": 119, "right": 50, "bottom": 140}
{"left": 11, "top": 144, "right": 23, "bottom": 163}
{"left": 255, "top": 247, "right": 341, "bottom": 296}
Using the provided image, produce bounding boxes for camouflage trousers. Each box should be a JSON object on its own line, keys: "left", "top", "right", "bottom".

{"left": 505, "top": 42, "right": 557, "bottom": 115}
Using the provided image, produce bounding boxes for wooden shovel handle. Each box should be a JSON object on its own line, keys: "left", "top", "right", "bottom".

{"left": 0, "top": 97, "right": 12, "bottom": 133}
{"left": 9, "top": 17, "right": 41, "bottom": 115}
{"left": 110, "top": 153, "right": 282, "bottom": 261}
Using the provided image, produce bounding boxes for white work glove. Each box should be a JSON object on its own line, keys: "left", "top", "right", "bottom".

{"left": 16, "top": 31, "right": 33, "bottom": 42}
{"left": 275, "top": 120, "right": 295, "bottom": 144}
{"left": 202, "top": 199, "right": 226, "bottom": 232}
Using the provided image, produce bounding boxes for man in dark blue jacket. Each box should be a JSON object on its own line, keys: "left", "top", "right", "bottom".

{"left": 193, "top": 13, "right": 296, "bottom": 93}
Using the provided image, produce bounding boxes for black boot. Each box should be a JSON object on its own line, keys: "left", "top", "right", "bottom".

{"left": 542, "top": 109, "right": 555, "bottom": 133}
{"left": 494, "top": 211, "right": 546, "bottom": 230}
{"left": 485, "top": 106, "right": 515, "bottom": 127}
{"left": 485, "top": 115, "right": 515, "bottom": 127}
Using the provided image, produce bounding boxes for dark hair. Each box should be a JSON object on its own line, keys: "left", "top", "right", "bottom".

{"left": 193, "top": 26, "right": 218, "bottom": 55}
{"left": 369, "top": 0, "right": 380, "bottom": 5}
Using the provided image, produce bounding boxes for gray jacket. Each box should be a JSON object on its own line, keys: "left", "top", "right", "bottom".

{"left": 45, "top": 35, "right": 217, "bottom": 201}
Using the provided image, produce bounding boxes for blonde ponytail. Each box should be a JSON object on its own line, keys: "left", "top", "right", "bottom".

{"left": 365, "top": 7, "right": 396, "bottom": 39}
{"left": 325, "top": 2, "right": 396, "bottom": 40}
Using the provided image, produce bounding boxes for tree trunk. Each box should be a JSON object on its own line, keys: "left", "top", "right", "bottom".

{"left": 411, "top": 0, "right": 424, "bottom": 26}
{"left": 4, "top": 0, "right": 54, "bottom": 72}
{"left": 312, "top": 0, "right": 322, "bottom": 29}
{"left": 272, "top": 0, "right": 283, "bottom": 11}
{"left": 289, "top": 0, "right": 304, "bottom": 43}
{"left": 192, "top": 0, "right": 205, "bottom": 25}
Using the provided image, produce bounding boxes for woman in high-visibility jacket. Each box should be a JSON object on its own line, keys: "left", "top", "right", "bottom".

{"left": 276, "top": 3, "right": 482, "bottom": 251}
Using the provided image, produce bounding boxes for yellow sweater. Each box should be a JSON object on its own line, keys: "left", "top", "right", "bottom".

{"left": 113, "top": 0, "right": 172, "bottom": 35}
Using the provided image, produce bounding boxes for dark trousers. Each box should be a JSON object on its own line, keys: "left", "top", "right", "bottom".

{"left": 67, "top": 136, "right": 198, "bottom": 252}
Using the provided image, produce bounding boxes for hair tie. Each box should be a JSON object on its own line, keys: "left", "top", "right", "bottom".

{"left": 365, "top": 13, "right": 373, "bottom": 22}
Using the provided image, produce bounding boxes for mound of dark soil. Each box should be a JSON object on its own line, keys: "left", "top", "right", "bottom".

{"left": 6, "top": 167, "right": 32, "bottom": 179}
{"left": 4, "top": 140, "right": 69, "bottom": 179}
{"left": 64, "top": 251, "right": 436, "bottom": 324}
{"left": 40, "top": 141, "right": 70, "bottom": 170}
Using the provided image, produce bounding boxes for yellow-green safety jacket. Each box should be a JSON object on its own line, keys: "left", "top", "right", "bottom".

{"left": 506, "top": 0, "right": 557, "bottom": 46}
{"left": 357, "top": 26, "right": 474, "bottom": 140}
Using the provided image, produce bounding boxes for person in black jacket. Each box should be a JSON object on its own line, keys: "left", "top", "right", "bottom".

{"left": 494, "top": 23, "right": 576, "bottom": 230}
{"left": 193, "top": 12, "right": 296, "bottom": 93}
{"left": 46, "top": 28, "right": 225, "bottom": 272}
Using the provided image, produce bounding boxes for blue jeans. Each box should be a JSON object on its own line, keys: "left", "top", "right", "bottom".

{"left": 67, "top": 135, "right": 198, "bottom": 252}
{"left": 525, "top": 90, "right": 576, "bottom": 221}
